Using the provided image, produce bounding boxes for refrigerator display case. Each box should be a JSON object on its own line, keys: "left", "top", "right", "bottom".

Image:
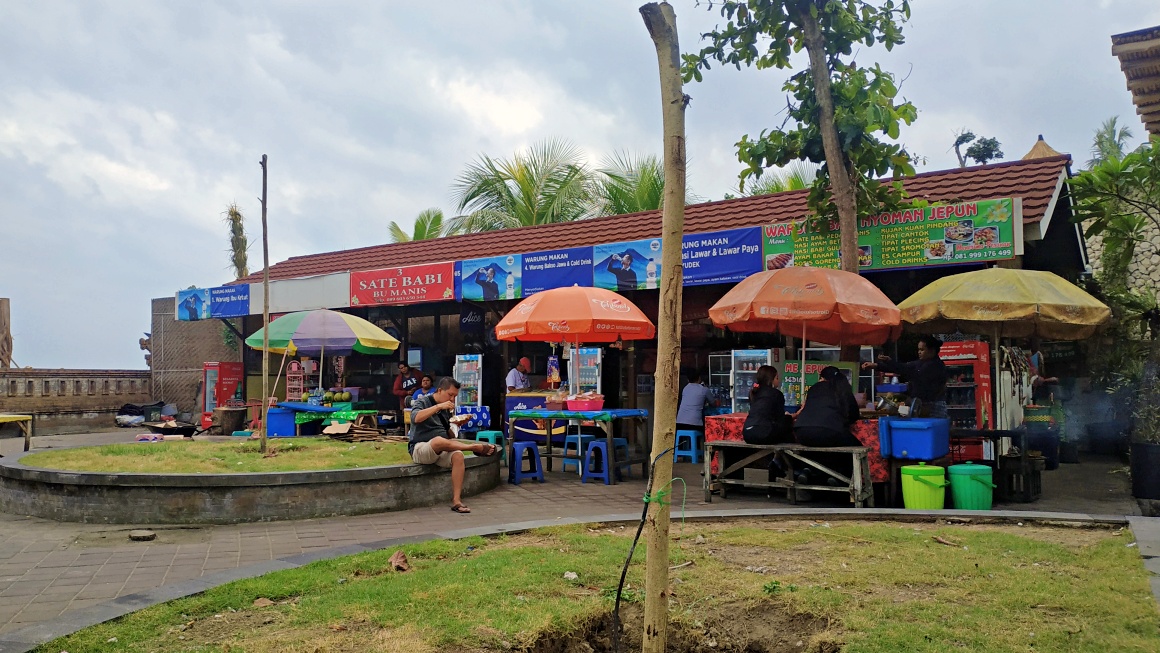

{"left": 454, "top": 354, "right": 482, "bottom": 407}
{"left": 940, "top": 340, "right": 994, "bottom": 431}
{"left": 708, "top": 352, "right": 733, "bottom": 408}
{"left": 731, "top": 349, "right": 780, "bottom": 413}
{"left": 570, "top": 347, "right": 602, "bottom": 394}
{"left": 200, "top": 361, "right": 244, "bottom": 429}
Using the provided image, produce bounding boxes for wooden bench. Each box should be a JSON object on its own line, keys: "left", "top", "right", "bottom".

{"left": 703, "top": 440, "right": 874, "bottom": 508}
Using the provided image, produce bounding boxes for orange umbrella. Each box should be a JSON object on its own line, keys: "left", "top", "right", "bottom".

{"left": 495, "top": 285, "right": 656, "bottom": 344}
{"left": 709, "top": 267, "right": 901, "bottom": 346}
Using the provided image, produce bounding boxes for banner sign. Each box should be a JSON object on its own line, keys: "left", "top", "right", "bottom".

{"left": 780, "top": 360, "right": 859, "bottom": 407}
{"left": 682, "top": 227, "right": 763, "bottom": 286}
{"left": 209, "top": 284, "right": 250, "bottom": 318}
{"left": 459, "top": 254, "right": 522, "bottom": 301}
{"left": 175, "top": 288, "right": 211, "bottom": 321}
{"left": 522, "top": 246, "right": 594, "bottom": 295}
{"left": 762, "top": 198, "right": 1019, "bottom": 272}
{"left": 350, "top": 262, "right": 456, "bottom": 306}
{"left": 593, "top": 238, "right": 662, "bottom": 292}
{"left": 459, "top": 304, "right": 485, "bottom": 335}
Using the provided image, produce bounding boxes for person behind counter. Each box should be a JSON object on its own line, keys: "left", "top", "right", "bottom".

{"left": 862, "top": 335, "right": 949, "bottom": 418}
{"left": 506, "top": 356, "right": 532, "bottom": 392}
{"left": 411, "top": 374, "right": 434, "bottom": 405}
{"left": 409, "top": 377, "right": 499, "bottom": 514}
{"left": 393, "top": 362, "right": 422, "bottom": 411}
{"left": 676, "top": 369, "right": 716, "bottom": 434}
{"left": 742, "top": 365, "right": 794, "bottom": 445}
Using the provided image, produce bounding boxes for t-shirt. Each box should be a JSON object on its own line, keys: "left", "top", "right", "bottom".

{"left": 878, "top": 357, "right": 948, "bottom": 402}
{"left": 506, "top": 367, "right": 529, "bottom": 390}
{"left": 409, "top": 393, "right": 450, "bottom": 454}
{"left": 676, "top": 383, "right": 712, "bottom": 426}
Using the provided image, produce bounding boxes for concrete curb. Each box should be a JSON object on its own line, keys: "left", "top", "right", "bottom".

{"left": 0, "top": 507, "right": 1145, "bottom": 653}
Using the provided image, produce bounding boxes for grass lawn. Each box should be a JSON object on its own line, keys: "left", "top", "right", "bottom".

{"left": 18, "top": 439, "right": 414, "bottom": 473}
{"left": 35, "top": 519, "right": 1159, "bottom": 652}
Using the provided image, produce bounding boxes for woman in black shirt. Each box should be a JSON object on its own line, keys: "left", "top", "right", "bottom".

{"left": 743, "top": 365, "right": 794, "bottom": 445}
{"left": 793, "top": 366, "right": 862, "bottom": 448}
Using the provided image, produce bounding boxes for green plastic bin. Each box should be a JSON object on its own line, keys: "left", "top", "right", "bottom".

{"left": 900, "top": 462, "right": 948, "bottom": 510}
{"left": 948, "top": 462, "right": 996, "bottom": 510}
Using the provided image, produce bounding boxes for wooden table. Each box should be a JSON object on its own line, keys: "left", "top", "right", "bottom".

{"left": 0, "top": 414, "right": 34, "bottom": 452}
{"left": 507, "top": 408, "right": 650, "bottom": 483}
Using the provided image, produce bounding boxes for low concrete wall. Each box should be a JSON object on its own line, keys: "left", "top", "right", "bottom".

{"left": 0, "top": 452, "right": 501, "bottom": 524}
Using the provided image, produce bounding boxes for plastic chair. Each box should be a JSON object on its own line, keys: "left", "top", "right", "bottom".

{"left": 509, "top": 441, "right": 544, "bottom": 484}
{"left": 581, "top": 440, "right": 613, "bottom": 485}
{"left": 475, "top": 431, "right": 506, "bottom": 463}
{"left": 562, "top": 434, "right": 595, "bottom": 473}
{"left": 674, "top": 430, "right": 702, "bottom": 464}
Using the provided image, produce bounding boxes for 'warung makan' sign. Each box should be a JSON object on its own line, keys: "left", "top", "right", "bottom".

{"left": 762, "top": 198, "right": 1022, "bottom": 272}
{"left": 350, "top": 262, "right": 456, "bottom": 306}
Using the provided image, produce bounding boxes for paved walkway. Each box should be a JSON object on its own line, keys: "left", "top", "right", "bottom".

{"left": 0, "top": 430, "right": 1155, "bottom": 652}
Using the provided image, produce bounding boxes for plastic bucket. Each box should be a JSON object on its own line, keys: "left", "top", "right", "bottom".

{"left": 948, "top": 462, "right": 996, "bottom": 510}
{"left": 900, "top": 462, "right": 948, "bottom": 510}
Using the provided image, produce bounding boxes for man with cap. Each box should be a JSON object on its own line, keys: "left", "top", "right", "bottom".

{"left": 507, "top": 357, "right": 532, "bottom": 392}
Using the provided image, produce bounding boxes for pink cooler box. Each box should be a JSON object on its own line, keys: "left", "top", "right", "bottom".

{"left": 566, "top": 399, "right": 605, "bottom": 411}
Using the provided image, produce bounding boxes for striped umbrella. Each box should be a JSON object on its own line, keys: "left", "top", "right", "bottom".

{"left": 245, "top": 309, "right": 399, "bottom": 356}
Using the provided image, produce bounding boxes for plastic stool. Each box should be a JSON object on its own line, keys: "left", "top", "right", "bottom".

{"left": 562, "top": 434, "right": 595, "bottom": 474}
{"left": 475, "top": 431, "right": 506, "bottom": 463}
{"left": 674, "top": 430, "right": 702, "bottom": 464}
{"left": 581, "top": 440, "right": 612, "bottom": 485}
{"left": 613, "top": 437, "right": 632, "bottom": 478}
{"left": 509, "top": 441, "right": 544, "bottom": 484}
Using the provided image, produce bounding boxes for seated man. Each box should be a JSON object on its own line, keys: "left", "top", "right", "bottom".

{"left": 409, "top": 377, "right": 497, "bottom": 514}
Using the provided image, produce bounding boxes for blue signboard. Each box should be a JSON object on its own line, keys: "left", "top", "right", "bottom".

{"left": 522, "top": 246, "right": 594, "bottom": 295}
{"left": 210, "top": 284, "right": 250, "bottom": 318}
{"left": 175, "top": 288, "right": 211, "bottom": 321}
{"left": 681, "top": 227, "right": 763, "bottom": 286}
{"left": 459, "top": 254, "right": 522, "bottom": 301}
{"left": 593, "top": 238, "right": 662, "bottom": 292}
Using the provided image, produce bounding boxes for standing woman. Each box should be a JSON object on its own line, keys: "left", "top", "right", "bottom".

{"left": 742, "top": 365, "right": 794, "bottom": 445}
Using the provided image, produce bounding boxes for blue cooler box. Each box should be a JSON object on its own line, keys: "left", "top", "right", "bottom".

{"left": 879, "top": 417, "right": 949, "bottom": 459}
{"left": 266, "top": 407, "right": 296, "bottom": 437}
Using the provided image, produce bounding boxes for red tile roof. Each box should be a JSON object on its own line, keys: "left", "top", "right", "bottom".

{"left": 236, "top": 155, "right": 1071, "bottom": 284}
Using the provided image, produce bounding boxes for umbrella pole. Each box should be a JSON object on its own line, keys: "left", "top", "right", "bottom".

{"left": 800, "top": 323, "right": 807, "bottom": 406}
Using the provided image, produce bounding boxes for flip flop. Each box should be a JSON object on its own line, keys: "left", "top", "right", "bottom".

{"left": 475, "top": 443, "right": 499, "bottom": 456}
{"left": 450, "top": 504, "right": 471, "bottom": 514}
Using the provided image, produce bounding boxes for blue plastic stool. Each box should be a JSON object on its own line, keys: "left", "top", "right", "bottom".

{"left": 562, "top": 434, "right": 595, "bottom": 474}
{"left": 581, "top": 440, "right": 613, "bottom": 485}
{"left": 475, "top": 431, "right": 506, "bottom": 463}
{"left": 674, "top": 430, "right": 702, "bottom": 464}
{"left": 509, "top": 441, "right": 544, "bottom": 484}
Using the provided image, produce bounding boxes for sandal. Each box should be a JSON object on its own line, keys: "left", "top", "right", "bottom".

{"left": 450, "top": 503, "right": 471, "bottom": 514}
{"left": 475, "top": 443, "right": 499, "bottom": 456}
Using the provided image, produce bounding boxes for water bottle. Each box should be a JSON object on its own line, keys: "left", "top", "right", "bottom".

{"left": 646, "top": 258, "right": 658, "bottom": 289}
{"left": 505, "top": 273, "right": 515, "bottom": 299}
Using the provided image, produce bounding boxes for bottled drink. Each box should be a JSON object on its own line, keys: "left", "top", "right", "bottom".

{"left": 505, "top": 273, "right": 515, "bottom": 299}
{"left": 646, "top": 258, "right": 658, "bottom": 289}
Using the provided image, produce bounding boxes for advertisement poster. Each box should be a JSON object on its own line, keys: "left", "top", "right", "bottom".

{"left": 459, "top": 304, "right": 485, "bottom": 335}
{"left": 780, "top": 361, "right": 858, "bottom": 407}
{"left": 593, "top": 238, "right": 662, "bottom": 291}
{"left": 682, "top": 227, "right": 763, "bottom": 286}
{"left": 522, "top": 246, "right": 594, "bottom": 295}
{"left": 209, "top": 284, "right": 250, "bottom": 318}
{"left": 175, "top": 288, "right": 211, "bottom": 321}
{"left": 762, "top": 198, "right": 1020, "bottom": 272}
{"left": 350, "top": 262, "right": 456, "bottom": 306}
{"left": 459, "top": 254, "right": 522, "bottom": 301}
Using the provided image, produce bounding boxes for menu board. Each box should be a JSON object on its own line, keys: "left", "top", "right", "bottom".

{"left": 762, "top": 198, "right": 1020, "bottom": 272}
{"left": 780, "top": 361, "right": 859, "bottom": 407}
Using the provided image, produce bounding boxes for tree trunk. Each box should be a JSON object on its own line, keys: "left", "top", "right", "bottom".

{"left": 796, "top": 4, "right": 859, "bottom": 274}
{"left": 259, "top": 155, "right": 270, "bottom": 454}
{"left": 639, "top": 3, "right": 686, "bottom": 653}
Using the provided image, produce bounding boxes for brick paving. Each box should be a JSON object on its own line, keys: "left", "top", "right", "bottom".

{"left": 0, "top": 430, "right": 1155, "bottom": 653}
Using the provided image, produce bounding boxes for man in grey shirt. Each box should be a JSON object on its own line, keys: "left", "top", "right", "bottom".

{"left": 676, "top": 370, "right": 715, "bottom": 433}
{"left": 410, "top": 377, "right": 498, "bottom": 514}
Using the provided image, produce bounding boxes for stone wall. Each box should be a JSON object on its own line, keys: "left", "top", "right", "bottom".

{"left": 1085, "top": 220, "right": 1160, "bottom": 297}
{"left": 150, "top": 297, "right": 242, "bottom": 415}
{"left": 0, "top": 369, "right": 152, "bottom": 434}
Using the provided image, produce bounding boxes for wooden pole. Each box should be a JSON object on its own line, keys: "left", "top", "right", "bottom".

{"left": 639, "top": 4, "right": 686, "bottom": 652}
{"left": 259, "top": 154, "right": 270, "bottom": 454}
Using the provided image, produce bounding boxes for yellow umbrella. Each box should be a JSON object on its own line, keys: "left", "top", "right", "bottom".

{"left": 898, "top": 268, "right": 1110, "bottom": 340}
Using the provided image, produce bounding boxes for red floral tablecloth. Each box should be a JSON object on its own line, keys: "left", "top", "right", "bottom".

{"left": 704, "top": 413, "right": 888, "bottom": 483}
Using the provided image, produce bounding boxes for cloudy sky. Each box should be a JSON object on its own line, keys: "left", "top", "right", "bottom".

{"left": 2, "top": 0, "right": 1157, "bottom": 370}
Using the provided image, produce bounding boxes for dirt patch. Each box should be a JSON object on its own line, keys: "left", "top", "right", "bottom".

{"left": 528, "top": 601, "right": 838, "bottom": 653}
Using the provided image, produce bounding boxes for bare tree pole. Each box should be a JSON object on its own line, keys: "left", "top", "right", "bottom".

{"left": 259, "top": 155, "right": 270, "bottom": 454}
{"left": 639, "top": 4, "right": 686, "bottom": 652}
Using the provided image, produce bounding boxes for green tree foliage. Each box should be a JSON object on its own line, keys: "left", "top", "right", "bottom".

{"left": 451, "top": 138, "right": 592, "bottom": 233}
{"left": 1087, "top": 116, "right": 1135, "bottom": 169}
{"left": 741, "top": 161, "right": 818, "bottom": 196}
{"left": 683, "top": 0, "right": 918, "bottom": 271}
{"left": 224, "top": 203, "right": 249, "bottom": 279}
{"left": 388, "top": 208, "right": 449, "bottom": 243}
{"left": 591, "top": 152, "right": 666, "bottom": 216}
{"left": 952, "top": 130, "right": 1003, "bottom": 167}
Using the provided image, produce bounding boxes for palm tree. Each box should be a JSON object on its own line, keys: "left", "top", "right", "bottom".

{"left": 450, "top": 138, "right": 592, "bottom": 233}
{"left": 223, "top": 203, "right": 249, "bottom": 279}
{"left": 388, "top": 208, "right": 449, "bottom": 243}
{"left": 1087, "top": 116, "right": 1134, "bottom": 168}
{"left": 741, "top": 162, "right": 818, "bottom": 196}
{"left": 591, "top": 152, "right": 666, "bottom": 216}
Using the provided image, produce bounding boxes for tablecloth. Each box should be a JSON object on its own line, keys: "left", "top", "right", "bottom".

{"left": 293, "top": 409, "right": 377, "bottom": 425}
{"left": 508, "top": 408, "right": 649, "bottom": 422}
{"left": 704, "top": 413, "right": 887, "bottom": 482}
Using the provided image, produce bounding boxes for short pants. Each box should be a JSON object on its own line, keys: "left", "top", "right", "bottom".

{"left": 412, "top": 441, "right": 454, "bottom": 468}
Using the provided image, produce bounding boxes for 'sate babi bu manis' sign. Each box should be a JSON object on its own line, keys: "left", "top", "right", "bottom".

{"left": 350, "top": 263, "right": 456, "bottom": 306}
{"left": 762, "top": 198, "right": 1022, "bottom": 272}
